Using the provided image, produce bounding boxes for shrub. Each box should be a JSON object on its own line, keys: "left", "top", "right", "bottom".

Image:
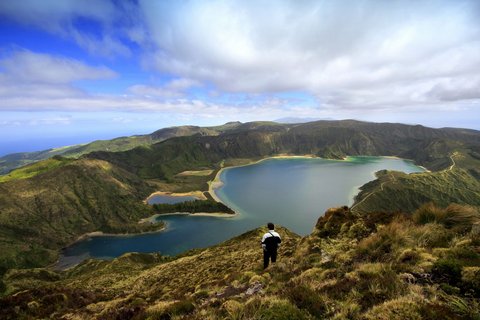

{"left": 413, "top": 202, "right": 443, "bottom": 225}
{"left": 356, "top": 219, "right": 412, "bottom": 262}
{"left": 462, "top": 267, "right": 480, "bottom": 297}
{"left": 222, "top": 300, "right": 244, "bottom": 320}
{"left": 168, "top": 299, "right": 195, "bottom": 315}
{"left": 431, "top": 258, "right": 462, "bottom": 286}
{"left": 363, "top": 296, "right": 423, "bottom": 320}
{"left": 256, "top": 299, "right": 313, "bottom": 320}
{"left": 347, "top": 221, "right": 370, "bottom": 239}
{"left": 413, "top": 203, "right": 480, "bottom": 233}
{"left": 147, "top": 300, "right": 195, "bottom": 320}
{"left": 353, "top": 263, "right": 407, "bottom": 309}
{"left": 413, "top": 223, "right": 452, "bottom": 248}
{"left": 0, "top": 280, "right": 5, "bottom": 296}
{"left": 443, "top": 204, "right": 480, "bottom": 232}
{"left": 396, "top": 248, "right": 421, "bottom": 265}
{"left": 435, "top": 293, "right": 480, "bottom": 320}
{"left": 285, "top": 284, "right": 328, "bottom": 318}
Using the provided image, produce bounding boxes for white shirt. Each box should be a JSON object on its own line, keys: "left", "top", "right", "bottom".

{"left": 261, "top": 230, "right": 281, "bottom": 250}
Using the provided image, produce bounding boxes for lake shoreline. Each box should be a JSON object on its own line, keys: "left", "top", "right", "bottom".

{"left": 145, "top": 190, "right": 207, "bottom": 204}
{"left": 141, "top": 211, "right": 239, "bottom": 224}
{"left": 57, "top": 154, "right": 426, "bottom": 269}
{"left": 208, "top": 154, "right": 428, "bottom": 215}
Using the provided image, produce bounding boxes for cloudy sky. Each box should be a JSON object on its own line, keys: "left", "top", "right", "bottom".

{"left": 0, "top": 0, "right": 479, "bottom": 155}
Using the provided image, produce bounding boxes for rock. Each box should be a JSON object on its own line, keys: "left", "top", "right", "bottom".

{"left": 245, "top": 281, "right": 263, "bottom": 296}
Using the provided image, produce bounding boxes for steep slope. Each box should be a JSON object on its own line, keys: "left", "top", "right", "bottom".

{"left": 0, "top": 159, "right": 157, "bottom": 274}
{"left": 1, "top": 204, "right": 479, "bottom": 319}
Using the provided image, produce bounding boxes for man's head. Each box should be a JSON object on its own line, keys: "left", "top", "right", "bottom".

{"left": 267, "top": 222, "right": 274, "bottom": 230}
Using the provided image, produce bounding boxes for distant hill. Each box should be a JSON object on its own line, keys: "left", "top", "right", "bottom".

{"left": 275, "top": 116, "right": 331, "bottom": 123}
{"left": 0, "top": 122, "right": 243, "bottom": 175}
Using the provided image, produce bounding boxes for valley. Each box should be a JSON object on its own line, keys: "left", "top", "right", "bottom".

{"left": 0, "top": 120, "right": 479, "bottom": 319}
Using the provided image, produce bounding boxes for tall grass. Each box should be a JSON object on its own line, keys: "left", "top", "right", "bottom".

{"left": 413, "top": 203, "right": 480, "bottom": 232}
{"left": 356, "top": 217, "right": 413, "bottom": 262}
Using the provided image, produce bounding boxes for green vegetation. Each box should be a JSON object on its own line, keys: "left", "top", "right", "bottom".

{"left": 352, "top": 168, "right": 480, "bottom": 213}
{"left": 0, "top": 156, "right": 73, "bottom": 183}
{"left": 0, "top": 159, "right": 158, "bottom": 275}
{"left": 0, "top": 123, "right": 240, "bottom": 174}
{"left": 0, "top": 120, "right": 479, "bottom": 275}
{"left": 152, "top": 199, "right": 235, "bottom": 214}
{"left": 1, "top": 203, "right": 479, "bottom": 319}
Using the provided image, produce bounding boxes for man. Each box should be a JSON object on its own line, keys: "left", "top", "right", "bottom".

{"left": 261, "top": 222, "right": 281, "bottom": 269}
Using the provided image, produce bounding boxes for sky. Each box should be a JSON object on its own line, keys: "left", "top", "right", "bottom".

{"left": 0, "top": 0, "right": 479, "bottom": 155}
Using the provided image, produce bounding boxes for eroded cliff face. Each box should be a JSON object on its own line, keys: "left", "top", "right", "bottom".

{"left": 2, "top": 203, "right": 479, "bottom": 320}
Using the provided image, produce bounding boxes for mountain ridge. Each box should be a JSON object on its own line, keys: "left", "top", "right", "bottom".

{"left": 2, "top": 120, "right": 478, "bottom": 174}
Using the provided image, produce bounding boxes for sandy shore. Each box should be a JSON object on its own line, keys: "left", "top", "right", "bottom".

{"left": 145, "top": 190, "right": 207, "bottom": 203}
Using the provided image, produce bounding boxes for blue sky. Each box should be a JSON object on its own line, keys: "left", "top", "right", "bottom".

{"left": 0, "top": 0, "right": 479, "bottom": 155}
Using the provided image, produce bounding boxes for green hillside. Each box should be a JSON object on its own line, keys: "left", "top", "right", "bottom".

{"left": 0, "top": 123, "right": 238, "bottom": 175}
{"left": 0, "top": 159, "right": 159, "bottom": 275}
{"left": 0, "top": 156, "right": 73, "bottom": 183}
{"left": 1, "top": 204, "right": 479, "bottom": 319}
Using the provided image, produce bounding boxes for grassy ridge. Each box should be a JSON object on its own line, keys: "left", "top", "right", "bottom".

{"left": 0, "top": 123, "right": 240, "bottom": 175}
{"left": 352, "top": 168, "right": 480, "bottom": 214}
{"left": 0, "top": 159, "right": 158, "bottom": 274}
{"left": 0, "top": 156, "right": 73, "bottom": 183}
{"left": 1, "top": 204, "right": 479, "bottom": 319}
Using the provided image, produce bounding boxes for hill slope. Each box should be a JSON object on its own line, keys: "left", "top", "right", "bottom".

{"left": 1, "top": 204, "right": 479, "bottom": 319}
{"left": 0, "top": 159, "right": 158, "bottom": 274}
{"left": 0, "top": 123, "right": 241, "bottom": 175}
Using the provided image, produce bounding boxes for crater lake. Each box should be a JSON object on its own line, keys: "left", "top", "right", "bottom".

{"left": 58, "top": 156, "right": 425, "bottom": 268}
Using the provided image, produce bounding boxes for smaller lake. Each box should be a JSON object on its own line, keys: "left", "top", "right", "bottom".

{"left": 59, "top": 156, "right": 425, "bottom": 268}
{"left": 147, "top": 195, "right": 199, "bottom": 205}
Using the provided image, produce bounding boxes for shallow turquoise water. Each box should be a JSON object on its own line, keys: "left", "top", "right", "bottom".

{"left": 58, "top": 157, "right": 424, "bottom": 268}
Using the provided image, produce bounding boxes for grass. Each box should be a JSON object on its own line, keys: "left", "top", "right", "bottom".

{"left": 413, "top": 202, "right": 480, "bottom": 232}
{"left": 2, "top": 203, "right": 480, "bottom": 318}
{"left": 0, "top": 156, "right": 73, "bottom": 183}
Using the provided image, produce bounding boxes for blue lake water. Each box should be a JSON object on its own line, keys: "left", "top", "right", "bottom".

{"left": 147, "top": 195, "right": 199, "bottom": 205}
{"left": 58, "top": 156, "right": 425, "bottom": 268}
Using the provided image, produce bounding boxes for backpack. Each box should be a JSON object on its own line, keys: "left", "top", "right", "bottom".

{"left": 264, "top": 232, "right": 281, "bottom": 251}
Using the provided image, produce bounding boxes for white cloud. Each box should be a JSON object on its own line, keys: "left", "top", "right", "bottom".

{"left": 0, "top": 50, "right": 117, "bottom": 84}
{"left": 127, "top": 78, "right": 200, "bottom": 98}
{"left": 0, "top": 50, "right": 119, "bottom": 112}
{"left": 0, "top": 1, "right": 479, "bottom": 130}
{"left": 138, "top": 0, "right": 480, "bottom": 109}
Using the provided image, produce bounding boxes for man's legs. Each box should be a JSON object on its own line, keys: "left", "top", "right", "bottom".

{"left": 263, "top": 250, "right": 270, "bottom": 269}
{"left": 271, "top": 249, "right": 277, "bottom": 263}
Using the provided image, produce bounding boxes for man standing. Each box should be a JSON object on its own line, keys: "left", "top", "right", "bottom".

{"left": 261, "top": 222, "right": 281, "bottom": 269}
